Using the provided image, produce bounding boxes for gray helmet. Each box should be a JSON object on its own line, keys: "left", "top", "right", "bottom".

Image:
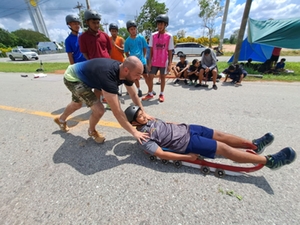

{"left": 124, "top": 105, "right": 140, "bottom": 123}
{"left": 156, "top": 14, "right": 169, "bottom": 26}
{"left": 126, "top": 20, "right": 137, "bottom": 30}
{"left": 84, "top": 9, "right": 101, "bottom": 21}
{"left": 109, "top": 23, "right": 118, "bottom": 31}
{"left": 65, "top": 14, "right": 80, "bottom": 25}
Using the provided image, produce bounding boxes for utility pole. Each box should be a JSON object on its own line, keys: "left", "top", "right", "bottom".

{"left": 219, "top": 0, "right": 230, "bottom": 51}
{"left": 233, "top": 0, "right": 252, "bottom": 64}
{"left": 86, "top": 0, "right": 91, "bottom": 9}
{"left": 73, "top": 2, "right": 85, "bottom": 25}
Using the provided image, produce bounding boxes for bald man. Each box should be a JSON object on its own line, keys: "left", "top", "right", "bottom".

{"left": 54, "top": 56, "right": 151, "bottom": 144}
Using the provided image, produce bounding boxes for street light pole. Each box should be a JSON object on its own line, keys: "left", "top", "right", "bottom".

{"left": 233, "top": 0, "right": 252, "bottom": 64}
{"left": 86, "top": 0, "right": 91, "bottom": 9}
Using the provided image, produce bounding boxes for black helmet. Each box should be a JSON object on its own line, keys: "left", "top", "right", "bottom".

{"left": 124, "top": 105, "right": 140, "bottom": 123}
{"left": 84, "top": 9, "right": 101, "bottom": 21}
{"left": 109, "top": 23, "right": 118, "bottom": 31}
{"left": 126, "top": 20, "right": 137, "bottom": 30}
{"left": 65, "top": 14, "right": 80, "bottom": 25}
{"left": 156, "top": 14, "right": 169, "bottom": 26}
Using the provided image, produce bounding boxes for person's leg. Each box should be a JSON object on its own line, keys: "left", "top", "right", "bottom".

{"left": 212, "top": 69, "right": 218, "bottom": 90}
{"left": 87, "top": 101, "right": 106, "bottom": 143}
{"left": 195, "top": 69, "right": 204, "bottom": 86}
{"left": 213, "top": 130, "right": 256, "bottom": 149}
{"left": 134, "top": 80, "right": 142, "bottom": 97}
{"left": 142, "top": 67, "right": 156, "bottom": 100}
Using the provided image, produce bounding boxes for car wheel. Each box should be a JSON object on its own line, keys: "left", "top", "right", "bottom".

{"left": 23, "top": 55, "right": 28, "bottom": 61}
{"left": 177, "top": 51, "right": 183, "bottom": 57}
{"left": 9, "top": 55, "right": 15, "bottom": 61}
{"left": 35, "top": 57, "right": 39, "bottom": 60}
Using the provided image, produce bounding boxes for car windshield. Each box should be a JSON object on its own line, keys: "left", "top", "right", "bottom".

{"left": 20, "top": 49, "right": 32, "bottom": 52}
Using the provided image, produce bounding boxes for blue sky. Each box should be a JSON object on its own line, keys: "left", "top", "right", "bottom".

{"left": 0, "top": 0, "right": 299, "bottom": 43}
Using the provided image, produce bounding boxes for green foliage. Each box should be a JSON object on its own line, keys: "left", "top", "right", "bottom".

{"left": 0, "top": 62, "right": 69, "bottom": 73}
{"left": 229, "top": 29, "right": 239, "bottom": 44}
{"left": 118, "top": 27, "right": 130, "bottom": 40}
{"left": 0, "top": 28, "right": 18, "bottom": 47}
{"left": 11, "top": 29, "right": 50, "bottom": 48}
{"left": 198, "top": 0, "right": 222, "bottom": 47}
{"left": 136, "top": 0, "right": 168, "bottom": 38}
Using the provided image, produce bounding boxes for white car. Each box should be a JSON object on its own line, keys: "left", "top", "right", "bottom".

{"left": 7, "top": 48, "right": 39, "bottom": 61}
{"left": 174, "top": 42, "right": 207, "bottom": 56}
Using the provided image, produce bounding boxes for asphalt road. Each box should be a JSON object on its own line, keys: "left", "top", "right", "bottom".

{"left": 0, "top": 72, "right": 299, "bottom": 224}
{"left": 1, "top": 53, "right": 300, "bottom": 63}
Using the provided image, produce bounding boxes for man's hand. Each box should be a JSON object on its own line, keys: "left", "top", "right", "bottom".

{"left": 205, "top": 68, "right": 210, "bottom": 73}
{"left": 188, "top": 153, "right": 198, "bottom": 161}
{"left": 133, "top": 131, "right": 149, "bottom": 144}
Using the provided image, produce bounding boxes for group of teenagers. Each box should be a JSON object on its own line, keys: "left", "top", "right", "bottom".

{"left": 54, "top": 9, "right": 296, "bottom": 174}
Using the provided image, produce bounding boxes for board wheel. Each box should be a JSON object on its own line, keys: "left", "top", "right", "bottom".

{"left": 200, "top": 166, "right": 210, "bottom": 175}
{"left": 214, "top": 169, "right": 225, "bottom": 178}
{"left": 149, "top": 155, "right": 157, "bottom": 161}
{"left": 161, "top": 159, "right": 169, "bottom": 164}
{"left": 174, "top": 160, "right": 182, "bottom": 168}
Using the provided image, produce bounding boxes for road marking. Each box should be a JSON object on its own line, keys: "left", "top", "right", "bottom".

{"left": 0, "top": 105, "right": 122, "bottom": 128}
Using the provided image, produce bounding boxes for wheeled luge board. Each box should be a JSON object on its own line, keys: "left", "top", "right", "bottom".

{"left": 147, "top": 149, "right": 264, "bottom": 177}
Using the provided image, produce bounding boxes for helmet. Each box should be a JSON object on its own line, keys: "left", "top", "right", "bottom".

{"left": 84, "top": 9, "right": 101, "bottom": 21}
{"left": 109, "top": 23, "right": 118, "bottom": 31}
{"left": 65, "top": 14, "right": 80, "bottom": 25}
{"left": 126, "top": 20, "right": 137, "bottom": 30}
{"left": 156, "top": 14, "right": 169, "bottom": 26}
{"left": 124, "top": 106, "right": 140, "bottom": 123}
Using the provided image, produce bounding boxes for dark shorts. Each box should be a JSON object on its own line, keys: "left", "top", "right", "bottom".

{"left": 200, "top": 66, "right": 217, "bottom": 77}
{"left": 150, "top": 66, "right": 167, "bottom": 75}
{"left": 270, "top": 54, "right": 279, "bottom": 62}
{"left": 64, "top": 78, "right": 98, "bottom": 107}
{"left": 185, "top": 125, "right": 217, "bottom": 159}
{"left": 143, "top": 65, "right": 148, "bottom": 74}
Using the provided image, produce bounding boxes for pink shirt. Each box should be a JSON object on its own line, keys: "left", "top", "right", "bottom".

{"left": 149, "top": 31, "right": 174, "bottom": 67}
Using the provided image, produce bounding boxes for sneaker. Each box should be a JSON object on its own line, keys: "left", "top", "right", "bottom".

{"left": 138, "top": 89, "right": 143, "bottom": 97}
{"left": 252, "top": 132, "right": 274, "bottom": 154}
{"left": 156, "top": 81, "right": 161, "bottom": 85}
{"left": 265, "top": 147, "right": 296, "bottom": 170}
{"left": 159, "top": 94, "right": 164, "bottom": 102}
{"left": 54, "top": 117, "right": 69, "bottom": 132}
{"left": 173, "top": 79, "right": 179, "bottom": 84}
{"left": 102, "top": 98, "right": 107, "bottom": 103}
{"left": 152, "top": 91, "right": 156, "bottom": 96}
{"left": 184, "top": 79, "right": 188, "bottom": 85}
{"left": 213, "top": 84, "right": 218, "bottom": 90}
{"left": 189, "top": 81, "right": 193, "bottom": 86}
{"left": 88, "top": 129, "right": 105, "bottom": 143}
{"left": 142, "top": 94, "right": 153, "bottom": 101}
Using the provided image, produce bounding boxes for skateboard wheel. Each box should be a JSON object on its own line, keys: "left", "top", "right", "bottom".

{"left": 200, "top": 166, "right": 210, "bottom": 175}
{"left": 161, "top": 159, "right": 169, "bottom": 164}
{"left": 149, "top": 155, "right": 157, "bottom": 161}
{"left": 174, "top": 160, "right": 182, "bottom": 168}
{"left": 214, "top": 169, "right": 225, "bottom": 178}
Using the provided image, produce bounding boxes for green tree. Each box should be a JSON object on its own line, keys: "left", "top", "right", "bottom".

{"left": 229, "top": 29, "right": 239, "bottom": 44}
{"left": 136, "top": 0, "right": 168, "bottom": 38}
{"left": 198, "top": 0, "right": 223, "bottom": 47}
{"left": 12, "top": 29, "right": 50, "bottom": 48}
{"left": 118, "top": 27, "right": 130, "bottom": 40}
{"left": 0, "top": 28, "right": 18, "bottom": 47}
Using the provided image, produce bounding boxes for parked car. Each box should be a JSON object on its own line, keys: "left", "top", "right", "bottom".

{"left": 7, "top": 48, "right": 39, "bottom": 61}
{"left": 174, "top": 42, "right": 207, "bottom": 56}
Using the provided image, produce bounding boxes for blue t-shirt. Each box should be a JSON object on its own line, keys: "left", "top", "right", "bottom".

{"left": 124, "top": 34, "right": 147, "bottom": 65}
{"left": 71, "top": 58, "right": 133, "bottom": 94}
{"left": 276, "top": 62, "right": 285, "bottom": 69}
{"left": 65, "top": 33, "right": 86, "bottom": 63}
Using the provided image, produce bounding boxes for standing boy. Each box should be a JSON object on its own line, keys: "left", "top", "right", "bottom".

{"left": 79, "top": 9, "right": 112, "bottom": 102}
{"left": 109, "top": 23, "right": 125, "bottom": 63}
{"left": 124, "top": 20, "right": 148, "bottom": 98}
{"left": 145, "top": 14, "right": 174, "bottom": 102}
{"left": 64, "top": 14, "right": 86, "bottom": 64}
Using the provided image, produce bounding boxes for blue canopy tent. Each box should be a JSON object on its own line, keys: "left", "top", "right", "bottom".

{"left": 228, "top": 37, "right": 274, "bottom": 63}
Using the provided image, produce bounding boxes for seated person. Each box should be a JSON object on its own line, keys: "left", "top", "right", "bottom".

{"left": 275, "top": 58, "right": 286, "bottom": 72}
{"left": 223, "top": 64, "right": 247, "bottom": 86}
{"left": 245, "top": 58, "right": 253, "bottom": 69}
{"left": 173, "top": 53, "right": 189, "bottom": 85}
{"left": 187, "top": 59, "right": 200, "bottom": 86}
{"left": 198, "top": 48, "right": 218, "bottom": 90}
{"left": 124, "top": 105, "right": 296, "bottom": 170}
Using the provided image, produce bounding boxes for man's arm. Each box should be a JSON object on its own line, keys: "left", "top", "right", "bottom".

{"left": 102, "top": 90, "right": 149, "bottom": 143}
{"left": 154, "top": 147, "right": 198, "bottom": 161}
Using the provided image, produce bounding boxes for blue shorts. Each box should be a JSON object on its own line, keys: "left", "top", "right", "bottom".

{"left": 185, "top": 125, "right": 217, "bottom": 159}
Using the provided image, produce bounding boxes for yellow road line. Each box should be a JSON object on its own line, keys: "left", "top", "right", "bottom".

{"left": 0, "top": 105, "right": 122, "bottom": 128}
